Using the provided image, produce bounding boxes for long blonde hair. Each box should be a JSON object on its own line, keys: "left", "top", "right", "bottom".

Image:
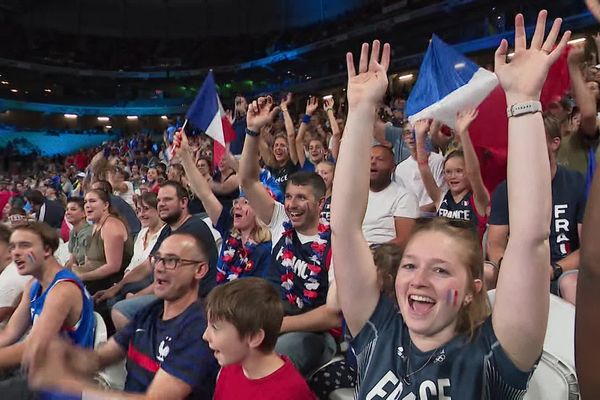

{"left": 231, "top": 214, "right": 271, "bottom": 244}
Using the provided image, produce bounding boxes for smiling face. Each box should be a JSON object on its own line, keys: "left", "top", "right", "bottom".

{"left": 316, "top": 162, "right": 334, "bottom": 192}
{"left": 272, "top": 136, "right": 289, "bottom": 163}
{"left": 84, "top": 191, "right": 109, "bottom": 222}
{"left": 157, "top": 185, "right": 185, "bottom": 225}
{"left": 284, "top": 183, "right": 322, "bottom": 231}
{"left": 395, "top": 230, "right": 477, "bottom": 343}
{"left": 137, "top": 200, "right": 160, "bottom": 229}
{"left": 308, "top": 139, "right": 326, "bottom": 164}
{"left": 202, "top": 318, "right": 249, "bottom": 367}
{"left": 196, "top": 159, "right": 211, "bottom": 177}
{"left": 443, "top": 156, "right": 468, "bottom": 194}
{"left": 231, "top": 197, "right": 257, "bottom": 231}
{"left": 147, "top": 168, "right": 158, "bottom": 182}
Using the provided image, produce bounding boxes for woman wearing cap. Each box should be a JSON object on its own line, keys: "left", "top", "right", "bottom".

{"left": 174, "top": 130, "right": 272, "bottom": 284}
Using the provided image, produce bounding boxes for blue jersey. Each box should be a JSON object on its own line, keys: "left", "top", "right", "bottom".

{"left": 214, "top": 208, "right": 272, "bottom": 284}
{"left": 29, "top": 268, "right": 95, "bottom": 349}
{"left": 114, "top": 299, "right": 218, "bottom": 398}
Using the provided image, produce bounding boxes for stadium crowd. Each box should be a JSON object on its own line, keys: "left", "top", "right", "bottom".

{"left": 0, "top": 5, "right": 599, "bottom": 400}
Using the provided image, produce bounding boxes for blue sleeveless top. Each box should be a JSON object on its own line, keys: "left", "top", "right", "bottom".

{"left": 29, "top": 268, "right": 95, "bottom": 348}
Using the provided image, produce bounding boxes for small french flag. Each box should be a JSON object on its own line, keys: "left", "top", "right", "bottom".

{"left": 406, "top": 34, "right": 498, "bottom": 130}
{"left": 186, "top": 71, "right": 236, "bottom": 165}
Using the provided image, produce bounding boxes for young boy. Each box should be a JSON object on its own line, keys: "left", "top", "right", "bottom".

{"left": 203, "top": 278, "right": 316, "bottom": 400}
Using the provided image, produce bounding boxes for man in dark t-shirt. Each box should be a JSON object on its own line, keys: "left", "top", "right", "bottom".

{"left": 28, "top": 233, "right": 219, "bottom": 399}
{"left": 487, "top": 116, "right": 586, "bottom": 304}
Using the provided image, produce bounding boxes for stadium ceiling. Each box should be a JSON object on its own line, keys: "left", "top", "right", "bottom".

{"left": 2, "top": 0, "right": 367, "bottom": 38}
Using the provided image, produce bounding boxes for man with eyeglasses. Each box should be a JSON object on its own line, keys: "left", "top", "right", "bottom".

{"left": 26, "top": 232, "right": 219, "bottom": 399}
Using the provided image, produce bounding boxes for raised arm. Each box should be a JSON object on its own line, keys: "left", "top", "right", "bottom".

{"left": 239, "top": 96, "right": 280, "bottom": 225}
{"left": 331, "top": 40, "right": 391, "bottom": 336}
{"left": 577, "top": 162, "right": 600, "bottom": 399}
{"left": 174, "top": 130, "right": 223, "bottom": 226}
{"left": 414, "top": 119, "right": 443, "bottom": 206}
{"left": 280, "top": 93, "right": 299, "bottom": 165}
{"left": 567, "top": 42, "right": 597, "bottom": 137}
{"left": 455, "top": 109, "right": 490, "bottom": 215}
{"left": 492, "top": 11, "right": 570, "bottom": 371}
{"left": 295, "top": 97, "right": 318, "bottom": 167}
{"left": 324, "top": 97, "right": 342, "bottom": 160}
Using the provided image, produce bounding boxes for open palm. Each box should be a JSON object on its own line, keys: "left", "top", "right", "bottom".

{"left": 247, "top": 96, "right": 279, "bottom": 132}
{"left": 494, "top": 11, "right": 570, "bottom": 101}
{"left": 346, "top": 40, "right": 391, "bottom": 108}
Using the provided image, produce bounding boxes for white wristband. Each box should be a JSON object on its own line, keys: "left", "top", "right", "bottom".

{"left": 506, "top": 101, "right": 542, "bottom": 118}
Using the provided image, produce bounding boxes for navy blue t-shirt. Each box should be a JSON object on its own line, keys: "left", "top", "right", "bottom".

{"left": 267, "top": 160, "right": 299, "bottom": 192}
{"left": 152, "top": 215, "right": 218, "bottom": 297}
{"left": 114, "top": 299, "right": 218, "bottom": 398}
{"left": 214, "top": 208, "right": 272, "bottom": 283}
{"left": 351, "top": 296, "right": 534, "bottom": 399}
{"left": 489, "top": 165, "right": 586, "bottom": 263}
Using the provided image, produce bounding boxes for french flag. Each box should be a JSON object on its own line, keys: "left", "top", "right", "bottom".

{"left": 406, "top": 35, "right": 569, "bottom": 194}
{"left": 186, "top": 71, "right": 236, "bottom": 165}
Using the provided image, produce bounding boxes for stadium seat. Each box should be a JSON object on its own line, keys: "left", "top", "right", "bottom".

{"left": 487, "top": 290, "right": 579, "bottom": 400}
{"left": 329, "top": 292, "right": 579, "bottom": 400}
{"left": 94, "top": 312, "right": 127, "bottom": 390}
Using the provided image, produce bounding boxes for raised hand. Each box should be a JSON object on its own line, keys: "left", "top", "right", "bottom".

{"left": 455, "top": 109, "right": 479, "bottom": 134}
{"left": 305, "top": 96, "right": 319, "bottom": 116}
{"left": 281, "top": 92, "right": 293, "bottom": 109}
{"left": 323, "top": 97, "right": 335, "bottom": 111}
{"left": 346, "top": 40, "right": 391, "bottom": 109}
{"left": 247, "top": 96, "right": 280, "bottom": 132}
{"left": 567, "top": 42, "right": 586, "bottom": 66}
{"left": 414, "top": 119, "right": 431, "bottom": 138}
{"left": 172, "top": 129, "right": 191, "bottom": 155}
{"left": 494, "top": 10, "right": 570, "bottom": 103}
{"left": 586, "top": 0, "right": 600, "bottom": 23}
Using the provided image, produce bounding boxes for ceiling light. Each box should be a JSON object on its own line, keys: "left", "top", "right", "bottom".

{"left": 64, "top": 114, "right": 78, "bottom": 119}
{"left": 105, "top": 125, "right": 112, "bottom": 129}
{"left": 10, "top": 89, "right": 17, "bottom": 93}
{"left": 127, "top": 116, "right": 138, "bottom": 120}
{"left": 44, "top": 88, "right": 52, "bottom": 93}
{"left": 1, "top": 81, "right": 8, "bottom": 85}
{"left": 97, "top": 117, "right": 110, "bottom": 122}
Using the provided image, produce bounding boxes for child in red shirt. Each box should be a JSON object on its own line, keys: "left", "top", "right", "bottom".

{"left": 204, "top": 278, "right": 316, "bottom": 400}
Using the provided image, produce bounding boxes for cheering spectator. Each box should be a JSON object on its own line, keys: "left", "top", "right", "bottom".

{"left": 230, "top": 95, "right": 249, "bottom": 155}
{"left": 331, "top": 10, "right": 569, "bottom": 397}
{"left": 76, "top": 189, "right": 134, "bottom": 295}
{"left": 27, "top": 233, "right": 219, "bottom": 399}
{"left": 0, "top": 224, "right": 28, "bottom": 326}
{"left": 240, "top": 96, "right": 340, "bottom": 376}
{"left": 296, "top": 97, "right": 330, "bottom": 172}
{"left": 362, "top": 145, "right": 418, "bottom": 248}
{"left": 91, "top": 180, "right": 141, "bottom": 237}
{"left": 0, "top": 222, "right": 94, "bottom": 397}
{"left": 176, "top": 129, "right": 272, "bottom": 284}
{"left": 108, "top": 166, "right": 135, "bottom": 208}
{"left": 205, "top": 278, "right": 315, "bottom": 399}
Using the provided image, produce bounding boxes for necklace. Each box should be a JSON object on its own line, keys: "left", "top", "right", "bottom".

{"left": 216, "top": 232, "right": 258, "bottom": 283}
{"left": 280, "top": 218, "right": 330, "bottom": 310}
{"left": 403, "top": 342, "right": 445, "bottom": 385}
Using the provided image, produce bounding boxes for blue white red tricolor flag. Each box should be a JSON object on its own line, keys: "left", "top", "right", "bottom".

{"left": 406, "top": 35, "right": 570, "bottom": 194}
{"left": 186, "top": 71, "right": 236, "bottom": 165}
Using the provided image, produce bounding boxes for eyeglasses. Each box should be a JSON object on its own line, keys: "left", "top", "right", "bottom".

{"left": 149, "top": 254, "right": 205, "bottom": 270}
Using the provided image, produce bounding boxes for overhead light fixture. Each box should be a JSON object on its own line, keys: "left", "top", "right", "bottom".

{"left": 105, "top": 125, "right": 112, "bottom": 129}
{"left": 160, "top": 115, "right": 168, "bottom": 120}
{"left": 44, "top": 88, "right": 52, "bottom": 93}
{"left": 568, "top": 38, "right": 586, "bottom": 45}
{"left": 1, "top": 81, "right": 8, "bottom": 85}
{"left": 398, "top": 74, "right": 414, "bottom": 81}
{"left": 10, "top": 89, "right": 17, "bottom": 93}
{"left": 64, "top": 114, "right": 78, "bottom": 119}
{"left": 127, "top": 116, "right": 138, "bottom": 120}
{"left": 97, "top": 116, "right": 110, "bottom": 122}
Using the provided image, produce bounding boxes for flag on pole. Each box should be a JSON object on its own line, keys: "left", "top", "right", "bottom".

{"left": 406, "top": 35, "right": 570, "bottom": 194}
{"left": 186, "top": 71, "right": 236, "bottom": 166}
